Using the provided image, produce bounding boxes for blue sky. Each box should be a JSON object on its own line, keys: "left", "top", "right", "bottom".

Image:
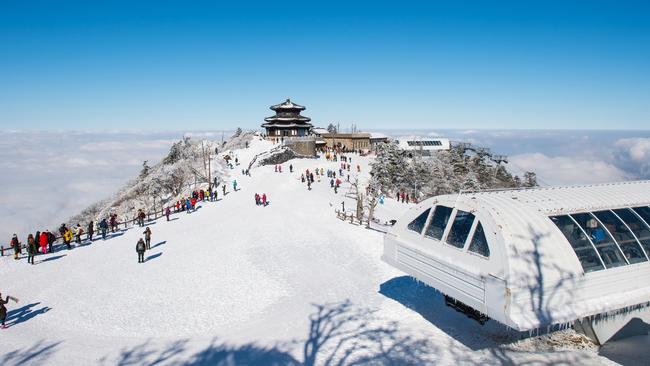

{"left": 1, "top": 1, "right": 649, "bottom": 130}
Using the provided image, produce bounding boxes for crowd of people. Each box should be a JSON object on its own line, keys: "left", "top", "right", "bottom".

{"left": 5, "top": 177, "right": 246, "bottom": 265}
{"left": 9, "top": 216, "right": 126, "bottom": 263}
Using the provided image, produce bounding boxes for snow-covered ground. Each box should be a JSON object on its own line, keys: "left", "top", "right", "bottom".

{"left": 0, "top": 137, "right": 627, "bottom": 365}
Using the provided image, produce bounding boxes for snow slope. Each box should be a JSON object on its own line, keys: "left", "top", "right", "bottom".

{"left": 0, "top": 137, "right": 619, "bottom": 365}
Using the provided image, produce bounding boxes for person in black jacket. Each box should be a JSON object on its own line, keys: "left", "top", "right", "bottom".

{"left": 10, "top": 234, "right": 21, "bottom": 260}
{"left": 47, "top": 230, "right": 56, "bottom": 253}
{"left": 0, "top": 293, "right": 18, "bottom": 329}
{"left": 34, "top": 231, "right": 40, "bottom": 254}
{"left": 1, "top": 293, "right": 11, "bottom": 328}
{"left": 87, "top": 221, "right": 94, "bottom": 242}
{"left": 136, "top": 238, "right": 146, "bottom": 263}
{"left": 99, "top": 219, "right": 109, "bottom": 240}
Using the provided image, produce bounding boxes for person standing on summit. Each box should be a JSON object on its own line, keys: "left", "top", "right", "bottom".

{"left": 11, "top": 234, "right": 21, "bottom": 260}
{"left": 143, "top": 227, "right": 152, "bottom": 250}
{"left": 39, "top": 231, "right": 48, "bottom": 254}
{"left": 47, "top": 230, "right": 56, "bottom": 253}
{"left": 26, "top": 234, "right": 37, "bottom": 265}
{"left": 99, "top": 218, "right": 109, "bottom": 240}
{"left": 87, "top": 221, "right": 95, "bottom": 242}
{"left": 75, "top": 224, "right": 84, "bottom": 244}
{"left": 0, "top": 292, "right": 19, "bottom": 329}
{"left": 136, "top": 238, "right": 146, "bottom": 263}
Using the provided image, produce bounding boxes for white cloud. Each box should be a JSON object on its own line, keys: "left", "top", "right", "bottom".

{"left": 509, "top": 153, "right": 631, "bottom": 186}
{"left": 614, "top": 138, "right": 650, "bottom": 178}
{"left": 79, "top": 139, "right": 176, "bottom": 152}
{"left": 0, "top": 130, "right": 217, "bottom": 240}
{"left": 65, "top": 157, "right": 111, "bottom": 167}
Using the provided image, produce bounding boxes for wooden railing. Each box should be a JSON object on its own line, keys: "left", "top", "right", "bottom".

{"left": 1, "top": 205, "right": 180, "bottom": 257}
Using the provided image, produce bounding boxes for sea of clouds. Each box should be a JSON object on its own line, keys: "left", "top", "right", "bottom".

{"left": 0, "top": 130, "right": 231, "bottom": 241}
{"left": 1, "top": 129, "right": 649, "bottom": 241}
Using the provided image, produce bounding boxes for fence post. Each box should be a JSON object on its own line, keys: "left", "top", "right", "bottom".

{"left": 1, "top": 246, "right": 3, "bottom": 256}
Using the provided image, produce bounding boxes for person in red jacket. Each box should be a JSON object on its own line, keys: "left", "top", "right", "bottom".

{"left": 39, "top": 232, "right": 48, "bottom": 254}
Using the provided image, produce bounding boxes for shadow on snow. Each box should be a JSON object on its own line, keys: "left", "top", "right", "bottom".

{"left": 37, "top": 254, "right": 67, "bottom": 264}
{"left": 0, "top": 340, "right": 62, "bottom": 366}
{"left": 146, "top": 252, "right": 162, "bottom": 262}
{"left": 151, "top": 241, "right": 167, "bottom": 249}
{"left": 5, "top": 302, "right": 51, "bottom": 328}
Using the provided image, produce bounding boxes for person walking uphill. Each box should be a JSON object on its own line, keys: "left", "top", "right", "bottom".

{"left": 136, "top": 238, "right": 146, "bottom": 263}
{"left": 233, "top": 179, "right": 238, "bottom": 192}
{"left": 143, "top": 227, "right": 152, "bottom": 250}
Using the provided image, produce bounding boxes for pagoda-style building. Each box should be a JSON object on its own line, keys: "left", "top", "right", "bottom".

{"left": 262, "top": 98, "right": 313, "bottom": 141}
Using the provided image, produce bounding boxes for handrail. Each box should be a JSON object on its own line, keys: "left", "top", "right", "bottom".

{"left": 1, "top": 204, "right": 185, "bottom": 257}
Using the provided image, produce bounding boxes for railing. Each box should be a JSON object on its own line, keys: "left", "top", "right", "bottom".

{"left": 1, "top": 205, "right": 182, "bottom": 257}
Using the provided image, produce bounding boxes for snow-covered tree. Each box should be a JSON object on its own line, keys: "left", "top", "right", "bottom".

{"left": 139, "top": 160, "right": 150, "bottom": 179}
{"left": 370, "top": 142, "right": 532, "bottom": 201}
{"left": 523, "top": 171, "right": 538, "bottom": 187}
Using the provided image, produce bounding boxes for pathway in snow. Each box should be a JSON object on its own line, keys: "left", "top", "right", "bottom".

{"left": 0, "top": 138, "right": 618, "bottom": 365}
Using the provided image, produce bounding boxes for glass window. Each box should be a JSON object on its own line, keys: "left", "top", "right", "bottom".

{"left": 593, "top": 210, "right": 647, "bottom": 264}
{"left": 425, "top": 206, "right": 453, "bottom": 240}
{"left": 407, "top": 208, "right": 430, "bottom": 234}
{"left": 571, "top": 213, "right": 627, "bottom": 268}
{"left": 468, "top": 222, "right": 490, "bottom": 257}
{"left": 550, "top": 215, "right": 604, "bottom": 272}
{"left": 633, "top": 206, "right": 650, "bottom": 225}
{"left": 446, "top": 210, "right": 475, "bottom": 248}
{"left": 614, "top": 208, "right": 650, "bottom": 259}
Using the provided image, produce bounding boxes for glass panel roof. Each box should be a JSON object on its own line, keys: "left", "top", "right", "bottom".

{"left": 633, "top": 206, "right": 650, "bottom": 225}
{"left": 425, "top": 206, "right": 453, "bottom": 241}
{"left": 446, "top": 210, "right": 475, "bottom": 249}
{"left": 571, "top": 213, "right": 627, "bottom": 269}
{"left": 551, "top": 215, "right": 604, "bottom": 272}
{"left": 407, "top": 208, "right": 430, "bottom": 235}
{"left": 613, "top": 208, "right": 650, "bottom": 259}
{"left": 593, "top": 210, "right": 647, "bottom": 264}
{"left": 468, "top": 222, "right": 490, "bottom": 258}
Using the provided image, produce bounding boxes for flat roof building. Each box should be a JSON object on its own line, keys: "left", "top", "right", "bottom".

{"left": 395, "top": 137, "right": 451, "bottom": 154}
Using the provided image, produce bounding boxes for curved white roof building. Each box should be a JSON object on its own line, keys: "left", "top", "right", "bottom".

{"left": 382, "top": 180, "right": 650, "bottom": 343}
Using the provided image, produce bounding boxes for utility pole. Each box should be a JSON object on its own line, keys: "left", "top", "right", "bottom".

{"left": 208, "top": 145, "right": 212, "bottom": 190}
